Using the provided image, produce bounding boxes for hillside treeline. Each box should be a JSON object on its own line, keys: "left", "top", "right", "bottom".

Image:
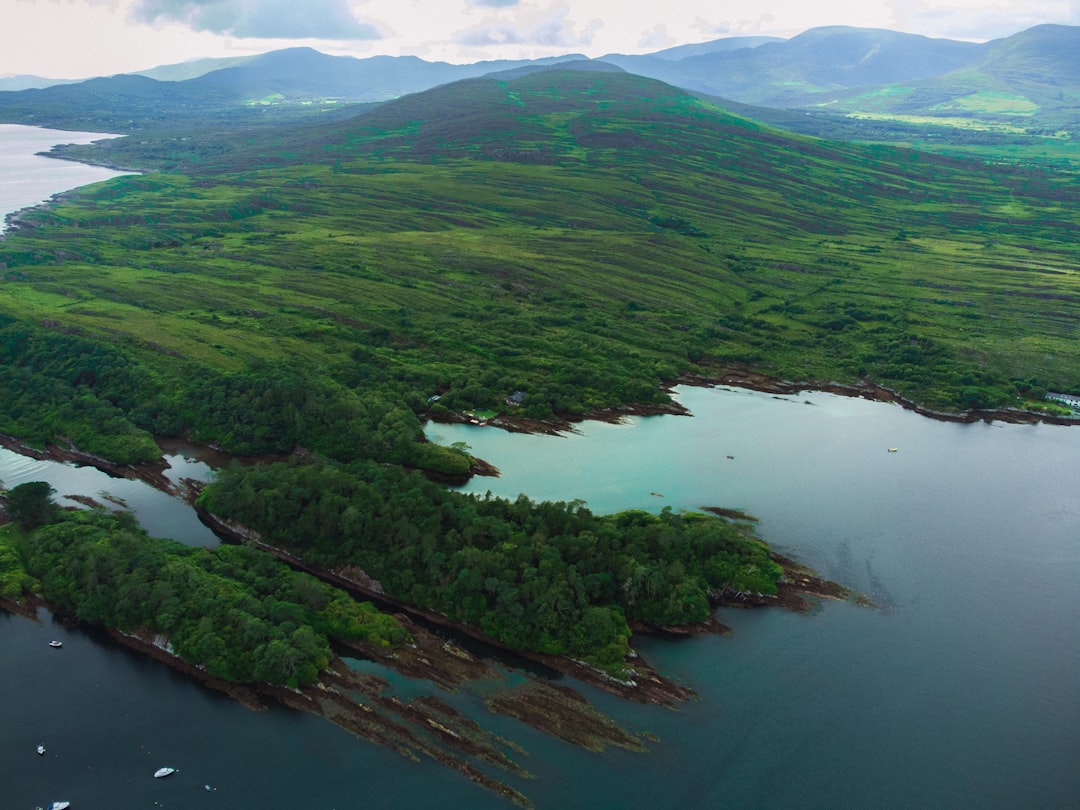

{"left": 0, "top": 316, "right": 471, "bottom": 474}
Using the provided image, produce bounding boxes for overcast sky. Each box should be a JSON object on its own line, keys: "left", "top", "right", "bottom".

{"left": 3, "top": 0, "right": 1077, "bottom": 79}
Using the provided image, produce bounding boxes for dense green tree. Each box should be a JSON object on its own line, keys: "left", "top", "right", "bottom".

{"left": 198, "top": 455, "right": 782, "bottom": 673}
{"left": 12, "top": 509, "right": 407, "bottom": 687}
{"left": 5, "top": 481, "right": 58, "bottom": 530}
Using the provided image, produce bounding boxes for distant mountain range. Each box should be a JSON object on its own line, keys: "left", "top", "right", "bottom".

{"left": 1, "top": 24, "right": 1076, "bottom": 134}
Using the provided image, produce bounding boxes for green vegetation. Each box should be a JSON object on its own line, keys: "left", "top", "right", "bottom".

{"left": 197, "top": 456, "right": 781, "bottom": 673}
{"left": 0, "top": 500, "right": 407, "bottom": 686}
{"left": 4, "top": 481, "right": 59, "bottom": 529}
{"left": 3, "top": 71, "right": 1078, "bottom": 434}
{"left": 0, "top": 68, "right": 1077, "bottom": 678}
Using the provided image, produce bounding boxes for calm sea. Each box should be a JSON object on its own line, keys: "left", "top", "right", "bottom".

{"left": 1, "top": 126, "right": 1078, "bottom": 809}
{"left": 0, "top": 123, "right": 128, "bottom": 233}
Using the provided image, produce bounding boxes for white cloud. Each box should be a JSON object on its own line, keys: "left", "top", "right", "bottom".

{"left": 131, "top": 0, "right": 381, "bottom": 40}
{"left": 0, "top": 0, "right": 1075, "bottom": 79}
{"left": 885, "top": 0, "right": 1080, "bottom": 39}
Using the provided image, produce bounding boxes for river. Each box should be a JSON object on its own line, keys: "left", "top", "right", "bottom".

{"left": 1, "top": 126, "right": 1078, "bottom": 809}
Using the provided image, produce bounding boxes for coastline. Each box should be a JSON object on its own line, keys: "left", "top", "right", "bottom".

{"left": 194, "top": 505, "right": 699, "bottom": 706}
{"left": 677, "top": 367, "right": 1080, "bottom": 427}
{"left": 0, "top": 583, "right": 648, "bottom": 810}
{"left": 194, "top": 506, "right": 861, "bottom": 703}
{"left": 0, "top": 376, "right": 894, "bottom": 806}
{"left": 424, "top": 367, "right": 1078, "bottom": 452}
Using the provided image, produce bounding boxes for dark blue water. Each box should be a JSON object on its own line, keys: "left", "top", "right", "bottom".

{"left": 426, "top": 386, "right": 1080, "bottom": 809}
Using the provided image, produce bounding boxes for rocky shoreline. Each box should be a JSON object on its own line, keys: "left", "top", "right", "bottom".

{"left": 424, "top": 367, "right": 1078, "bottom": 453}
{"left": 2, "top": 587, "right": 651, "bottom": 809}
{"left": 195, "top": 505, "right": 700, "bottom": 707}
{"left": 680, "top": 367, "right": 1080, "bottom": 427}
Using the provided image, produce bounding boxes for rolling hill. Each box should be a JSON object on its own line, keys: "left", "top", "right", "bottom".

{"left": 2, "top": 68, "right": 1077, "bottom": 440}
{"left": 603, "top": 26, "right": 982, "bottom": 106}
{"left": 804, "top": 24, "right": 1080, "bottom": 129}
{"left": 2, "top": 62, "right": 1076, "bottom": 807}
{"left": 2, "top": 24, "right": 1077, "bottom": 161}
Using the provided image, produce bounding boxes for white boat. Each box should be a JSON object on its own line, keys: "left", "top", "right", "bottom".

{"left": 154, "top": 766, "right": 176, "bottom": 778}
{"left": 47, "top": 802, "right": 70, "bottom": 810}
{"left": 49, "top": 640, "right": 62, "bottom": 648}
{"left": 37, "top": 744, "right": 45, "bottom": 755}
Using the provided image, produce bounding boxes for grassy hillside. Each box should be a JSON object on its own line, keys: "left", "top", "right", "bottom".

{"left": 1, "top": 69, "right": 1078, "bottom": 461}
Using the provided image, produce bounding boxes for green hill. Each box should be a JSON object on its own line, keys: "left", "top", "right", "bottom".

{"left": 803, "top": 25, "right": 1080, "bottom": 131}
{"left": 1, "top": 69, "right": 1077, "bottom": 460}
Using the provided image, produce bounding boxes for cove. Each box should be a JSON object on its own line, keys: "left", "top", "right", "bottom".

{"left": 0, "top": 118, "right": 1076, "bottom": 805}
{"left": 0, "top": 444, "right": 218, "bottom": 546}
{"left": 0, "top": 124, "right": 130, "bottom": 234}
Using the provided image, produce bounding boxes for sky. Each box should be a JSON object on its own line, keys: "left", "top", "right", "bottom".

{"left": 2, "top": 0, "right": 1077, "bottom": 79}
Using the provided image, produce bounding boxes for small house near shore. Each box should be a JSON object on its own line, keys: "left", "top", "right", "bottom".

{"left": 1047, "top": 392, "right": 1080, "bottom": 410}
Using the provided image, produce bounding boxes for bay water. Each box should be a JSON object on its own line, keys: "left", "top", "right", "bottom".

{"left": 0, "top": 124, "right": 129, "bottom": 233}
{"left": 1, "top": 126, "right": 1077, "bottom": 808}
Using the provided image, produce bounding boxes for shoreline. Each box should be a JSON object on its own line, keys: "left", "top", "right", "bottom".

{"left": 0, "top": 377, "right": 877, "bottom": 806}
{"left": 677, "top": 367, "right": 1080, "bottom": 427}
{"left": 423, "top": 367, "right": 1078, "bottom": 456}
{"left": 0, "top": 584, "right": 648, "bottom": 809}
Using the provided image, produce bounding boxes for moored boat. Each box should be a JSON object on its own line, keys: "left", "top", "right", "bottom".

{"left": 37, "top": 744, "right": 45, "bottom": 755}
{"left": 48, "top": 640, "right": 62, "bottom": 648}
{"left": 154, "top": 766, "right": 176, "bottom": 778}
{"left": 46, "top": 802, "right": 70, "bottom": 810}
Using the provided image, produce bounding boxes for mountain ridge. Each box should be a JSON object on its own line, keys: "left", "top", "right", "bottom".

{"left": 1, "top": 24, "right": 1076, "bottom": 135}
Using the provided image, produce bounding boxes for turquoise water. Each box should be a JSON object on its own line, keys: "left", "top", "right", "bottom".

{"left": 425, "top": 386, "right": 1080, "bottom": 808}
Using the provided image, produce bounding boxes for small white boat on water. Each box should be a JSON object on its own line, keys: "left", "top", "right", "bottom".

{"left": 47, "top": 802, "right": 71, "bottom": 810}
{"left": 154, "top": 766, "right": 176, "bottom": 778}
{"left": 49, "top": 641, "right": 62, "bottom": 648}
{"left": 37, "top": 744, "right": 45, "bottom": 755}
